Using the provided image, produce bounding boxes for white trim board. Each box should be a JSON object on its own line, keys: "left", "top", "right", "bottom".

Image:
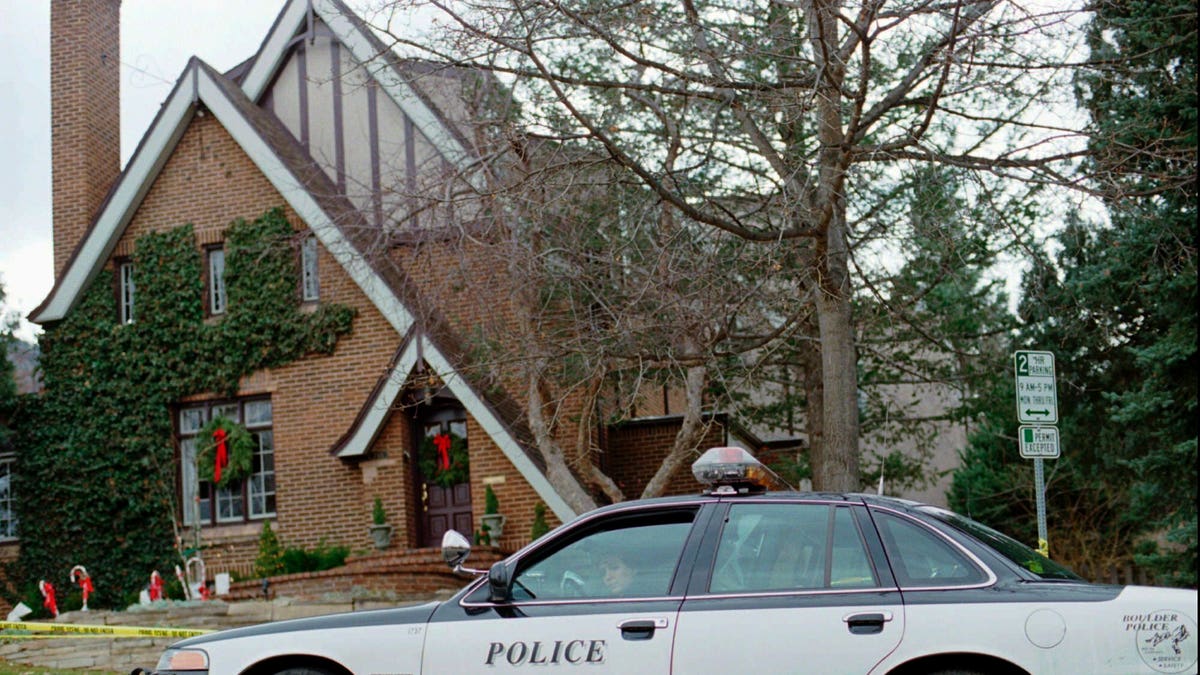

{"left": 418, "top": 333, "right": 576, "bottom": 522}
{"left": 239, "top": 0, "right": 482, "bottom": 189}
{"left": 32, "top": 68, "right": 198, "bottom": 323}
{"left": 196, "top": 66, "right": 415, "bottom": 335}
{"left": 334, "top": 332, "right": 577, "bottom": 522}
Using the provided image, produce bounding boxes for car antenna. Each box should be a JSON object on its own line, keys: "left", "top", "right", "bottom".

{"left": 877, "top": 466, "right": 885, "bottom": 496}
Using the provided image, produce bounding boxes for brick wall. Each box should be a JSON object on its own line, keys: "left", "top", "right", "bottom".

{"left": 88, "top": 111, "right": 568, "bottom": 575}
{"left": 101, "top": 114, "right": 402, "bottom": 570}
{"left": 606, "top": 419, "right": 726, "bottom": 498}
{"left": 51, "top": 0, "right": 121, "bottom": 280}
{"left": 394, "top": 238, "right": 597, "bottom": 472}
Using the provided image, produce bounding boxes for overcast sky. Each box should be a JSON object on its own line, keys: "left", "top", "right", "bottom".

{"left": 0, "top": 1, "right": 292, "bottom": 341}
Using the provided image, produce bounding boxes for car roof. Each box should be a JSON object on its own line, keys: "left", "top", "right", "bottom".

{"left": 582, "top": 490, "right": 927, "bottom": 517}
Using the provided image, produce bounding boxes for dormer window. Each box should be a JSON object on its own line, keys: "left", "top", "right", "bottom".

{"left": 301, "top": 235, "right": 320, "bottom": 302}
{"left": 208, "top": 246, "right": 227, "bottom": 315}
{"left": 118, "top": 261, "right": 135, "bottom": 324}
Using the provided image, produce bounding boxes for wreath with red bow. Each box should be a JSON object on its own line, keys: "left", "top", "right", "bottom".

{"left": 418, "top": 431, "right": 469, "bottom": 488}
{"left": 196, "top": 416, "right": 254, "bottom": 488}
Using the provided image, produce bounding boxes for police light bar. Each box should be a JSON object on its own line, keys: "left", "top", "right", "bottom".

{"left": 692, "top": 447, "right": 792, "bottom": 494}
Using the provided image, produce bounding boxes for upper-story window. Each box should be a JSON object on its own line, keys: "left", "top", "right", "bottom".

{"left": 0, "top": 454, "right": 16, "bottom": 541}
{"left": 179, "top": 399, "right": 275, "bottom": 526}
{"left": 118, "top": 261, "right": 135, "bottom": 324}
{"left": 301, "top": 236, "right": 320, "bottom": 302}
{"left": 208, "top": 247, "right": 227, "bottom": 315}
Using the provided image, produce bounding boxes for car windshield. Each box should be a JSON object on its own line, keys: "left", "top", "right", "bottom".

{"left": 920, "top": 507, "right": 1083, "bottom": 581}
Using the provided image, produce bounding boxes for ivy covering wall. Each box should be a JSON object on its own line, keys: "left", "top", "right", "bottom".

{"left": 7, "top": 208, "right": 355, "bottom": 610}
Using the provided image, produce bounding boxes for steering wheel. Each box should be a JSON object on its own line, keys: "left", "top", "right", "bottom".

{"left": 560, "top": 571, "right": 585, "bottom": 598}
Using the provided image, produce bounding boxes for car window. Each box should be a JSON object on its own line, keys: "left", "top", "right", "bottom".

{"left": 710, "top": 503, "right": 878, "bottom": 593}
{"left": 512, "top": 510, "right": 694, "bottom": 601}
{"left": 873, "top": 510, "right": 988, "bottom": 587}
{"left": 919, "top": 506, "right": 1082, "bottom": 581}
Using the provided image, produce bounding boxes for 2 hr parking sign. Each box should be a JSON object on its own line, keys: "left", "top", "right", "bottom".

{"left": 1015, "top": 350, "right": 1058, "bottom": 424}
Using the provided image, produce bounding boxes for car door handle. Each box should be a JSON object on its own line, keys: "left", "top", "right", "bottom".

{"left": 842, "top": 611, "right": 893, "bottom": 635}
{"left": 617, "top": 618, "right": 668, "bottom": 641}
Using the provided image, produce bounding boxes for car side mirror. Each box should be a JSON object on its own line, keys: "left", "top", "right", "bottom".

{"left": 488, "top": 561, "right": 512, "bottom": 603}
{"left": 441, "top": 530, "right": 472, "bottom": 569}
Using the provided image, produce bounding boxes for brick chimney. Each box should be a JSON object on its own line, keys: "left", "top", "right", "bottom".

{"left": 51, "top": 0, "right": 122, "bottom": 280}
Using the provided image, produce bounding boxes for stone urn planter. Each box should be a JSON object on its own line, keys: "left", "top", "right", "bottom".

{"left": 480, "top": 513, "right": 506, "bottom": 542}
{"left": 369, "top": 497, "right": 392, "bottom": 549}
{"left": 369, "top": 523, "right": 393, "bottom": 550}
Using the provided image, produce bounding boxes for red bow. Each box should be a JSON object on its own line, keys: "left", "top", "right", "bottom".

{"left": 433, "top": 434, "right": 451, "bottom": 471}
{"left": 79, "top": 575, "right": 94, "bottom": 597}
{"left": 212, "top": 428, "right": 228, "bottom": 483}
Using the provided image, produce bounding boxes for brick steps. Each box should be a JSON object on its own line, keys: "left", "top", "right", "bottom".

{"left": 223, "top": 545, "right": 505, "bottom": 601}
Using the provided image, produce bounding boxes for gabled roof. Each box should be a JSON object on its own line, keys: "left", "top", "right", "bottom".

{"left": 240, "top": 0, "right": 481, "bottom": 184}
{"left": 31, "top": 1, "right": 581, "bottom": 521}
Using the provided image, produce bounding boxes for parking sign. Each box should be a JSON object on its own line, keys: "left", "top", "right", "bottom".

{"left": 1014, "top": 351, "right": 1058, "bottom": 424}
{"left": 1019, "top": 425, "right": 1061, "bottom": 459}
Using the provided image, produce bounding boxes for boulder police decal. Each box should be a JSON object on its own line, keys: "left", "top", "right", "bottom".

{"left": 485, "top": 640, "right": 606, "bottom": 666}
{"left": 1125, "top": 610, "right": 1197, "bottom": 674}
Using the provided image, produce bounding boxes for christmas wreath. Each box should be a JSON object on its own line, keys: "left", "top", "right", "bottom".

{"left": 196, "top": 416, "right": 255, "bottom": 488}
{"left": 419, "top": 431, "right": 469, "bottom": 488}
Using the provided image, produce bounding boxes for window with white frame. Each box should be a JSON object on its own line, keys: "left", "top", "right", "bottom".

{"left": 301, "top": 236, "right": 320, "bottom": 302}
{"left": 0, "top": 454, "right": 16, "bottom": 540}
{"left": 179, "top": 399, "right": 275, "bottom": 526}
{"left": 118, "top": 262, "right": 135, "bottom": 324}
{"left": 208, "top": 247, "right": 227, "bottom": 315}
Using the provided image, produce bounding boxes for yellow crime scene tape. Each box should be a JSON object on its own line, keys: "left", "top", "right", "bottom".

{"left": 0, "top": 620, "right": 212, "bottom": 639}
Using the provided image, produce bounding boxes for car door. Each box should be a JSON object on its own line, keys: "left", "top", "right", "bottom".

{"left": 422, "top": 505, "right": 704, "bottom": 673}
{"left": 672, "top": 500, "right": 905, "bottom": 674}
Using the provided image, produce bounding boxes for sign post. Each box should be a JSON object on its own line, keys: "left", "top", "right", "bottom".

{"left": 1014, "top": 351, "right": 1058, "bottom": 558}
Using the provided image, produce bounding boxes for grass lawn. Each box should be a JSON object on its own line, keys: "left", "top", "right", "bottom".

{"left": 0, "top": 659, "right": 124, "bottom": 675}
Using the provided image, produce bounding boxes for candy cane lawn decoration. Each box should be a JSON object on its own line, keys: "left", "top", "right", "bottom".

{"left": 149, "top": 570, "right": 165, "bottom": 601}
{"left": 186, "top": 556, "right": 207, "bottom": 600}
{"left": 38, "top": 579, "right": 58, "bottom": 618}
{"left": 70, "top": 565, "right": 94, "bottom": 611}
{"left": 174, "top": 564, "right": 190, "bottom": 601}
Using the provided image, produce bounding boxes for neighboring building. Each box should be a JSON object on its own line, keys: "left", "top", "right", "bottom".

{"left": 27, "top": 0, "right": 743, "bottom": 576}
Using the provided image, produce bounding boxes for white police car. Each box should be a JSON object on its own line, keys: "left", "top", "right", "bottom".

{"left": 147, "top": 447, "right": 1197, "bottom": 674}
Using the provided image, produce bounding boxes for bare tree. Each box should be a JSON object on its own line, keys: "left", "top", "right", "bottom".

{"left": 362, "top": 0, "right": 1096, "bottom": 491}
{"left": 402, "top": 144, "right": 809, "bottom": 508}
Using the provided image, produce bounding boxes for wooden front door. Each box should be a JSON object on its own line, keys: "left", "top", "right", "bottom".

{"left": 419, "top": 417, "right": 473, "bottom": 547}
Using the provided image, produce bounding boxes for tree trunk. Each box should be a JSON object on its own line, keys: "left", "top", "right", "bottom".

{"left": 813, "top": 289, "right": 860, "bottom": 491}
{"left": 799, "top": 325, "right": 824, "bottom": 488}
{"left": 527, "top": 367, "right": 600, "bottom": 514}
{"left": 641, "top": 365, "right": 708, "bottom": 498}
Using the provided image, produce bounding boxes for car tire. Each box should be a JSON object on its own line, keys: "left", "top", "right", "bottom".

{"left": 272, "top": 667, "right": 335, "bottom": 675}
{"left": 926, "top": 670, "right": 986, "bottom": 675}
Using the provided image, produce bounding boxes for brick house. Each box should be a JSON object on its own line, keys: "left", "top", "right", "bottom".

{"left": 23, "top": 0, "right": 774, "bottom": 581}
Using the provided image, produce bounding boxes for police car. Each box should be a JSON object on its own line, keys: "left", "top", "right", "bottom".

{"left": 147, "top": 447, "right": 1197, "bottom": 674}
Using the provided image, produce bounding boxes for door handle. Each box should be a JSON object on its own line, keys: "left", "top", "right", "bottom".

{"left": 617, "top": 618, "right": 668, "bottom": 641}
{"left": 842, "top": 611, "right": 893, "bottom": 635}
